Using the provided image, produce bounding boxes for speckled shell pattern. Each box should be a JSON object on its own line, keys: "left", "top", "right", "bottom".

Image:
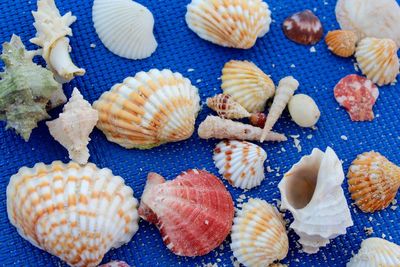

{"left": 206, "top": 94, "right": 250, "bottom": 120}
{"left": 325, "top": 30, "right": 358, "bottom": 58}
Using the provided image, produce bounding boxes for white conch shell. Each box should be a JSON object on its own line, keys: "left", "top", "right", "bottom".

{"left": 347, "top": 238, "right": 400, "bottom": 267}
{"left": 92, "top": 0, "right": 158, "bottom": 60}
{"left": 260, "top": 76, "right": 299, "bottom": 142}
{"left": 47, "top": 88, "right": 98, "bottom": 164}
{"left": 31, "top": 0, "right": 85, "bottom": 83}
{"left": 278, "top": 147, "right": 353, "bottom": 254}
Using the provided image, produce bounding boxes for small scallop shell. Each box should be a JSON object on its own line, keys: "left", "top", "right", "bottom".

{"left": 347, "top": 151, "right": 400, "bottom": 213}
{"left": 221, "top": 60, "right": 275, "bottom": 113}
{"left": 355, "top": 37, "right": 399, "bottom": 86}
{"left": 185, "top": 0, "right": 272, "bottom": 49}
{"left": 93, "top": 69, "right": 200, "bottom": 149}
{"left": 213, "top": 140, "right": 267, "bottom": 189}
{"left": 92, "top": 0, "right": 157, "bottom": 60}
{"left": 231, "top": 198, "right": 289, "bottom": 267}
{"left": 288, "top": 94, "right": 320, "bottom": 128}
{"left": 6, "top": 161, "right": 139, "bottom": 267}
{"left": 207, "top": 94, "right": 250, "bottom": 119}
{"left": 347, "top": 238, "right": 400, "bottom": 267}
{"left": 282, "top": 10, "right": 323, "bottom": 45}
{"left": 325, "top": 30, "right": 358, "bottom": 57}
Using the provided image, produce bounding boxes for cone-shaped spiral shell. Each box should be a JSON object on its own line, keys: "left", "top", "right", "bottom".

{"left": 230, "top": 198, "right": 289, "bottom": 267}
{"left": 221, "top": 60, "right": 275, "bottom": 113}
{"left": 347, "top": 151, "right": 400, "bottom": 213}
{"left": 279, "top": 147, "right": 353, "bottom": 254}
{"left": 185, "top": 0, "right": 272, "bottom": 49}
{"left": 93, "top": 69, "right": 200, "bottom": 149}
{"left": 138, "top": 170, "right": 234, "bottom": 256}
{"left": 213, "top": 140, "right": 267, "bottom": 190}
{"left": 47, "top": 88, "right": 99, "bottom": 164}
{"left": 355, "top": 37, "right": 399, "bottom": 86}
{"left": 207, "top": 94, "right": 250, "bottom": 119}
{"left": 6, "top": 161, "right": 139, "bottom": 267}
{"left": 93, "top": 0, "right": 157, "bottom": 60}
{"left": 325, "top": 30, "right": 358, "bottom": 58}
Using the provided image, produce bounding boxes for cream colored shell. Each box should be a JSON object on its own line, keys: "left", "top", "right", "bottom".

{"left": 288, "top": 94, "right": 320, "bottom": 128}
{"left": 207, "top": 94, "right": 250, "bottom": 119}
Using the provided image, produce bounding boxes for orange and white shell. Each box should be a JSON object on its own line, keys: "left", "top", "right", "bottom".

{"left": 93, "top": 69, "right": 200, "bottom": 149}
{"left": 185, "top": 0, "right": 272, "bottom": 49}
{"left": 347, "top": 151, "right": 400, "bottom": 213}
{"left": 325, "top": 30, "right": 358, "bottom": 58}
{"left": 213, "top": 140, "right": 267, "bottom": 190}
{"left": 6, "top": 161, "right": 139, "bottom": 267}
{"left": 221, "top": 60, "right": 275, "bottom": 113}
{"left": 207, "top": 94, "right": 250, "bottom": 119}
{"left": 230, "top": 198, "right": 289, "bottom": 267}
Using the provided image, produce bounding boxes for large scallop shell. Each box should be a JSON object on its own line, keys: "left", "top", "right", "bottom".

{"left": 347, "top": 151, "right": 400, "bottom": 213}
{"left": 325, "top": 30, "right": 358, "bottom": 58}
{"left": 93, "top": 69, "right": 200, "bottom": 149}
{"left": 230, "top": 198, "right": 289, "bottom": 267}
{"left": 221, "top": 60, "right": 275, "bottom": 113}
{"left": 138, "top": 170, "right": 234, "bottom": 256}
{"left": 207, "top": 94, "right": 250, "bottom": 119}
{"left": 355, "top": 37, "right": 399, "bottom": 86}
{"left": 347, "top": 238, "right": 400, "bottom": 267}
{"left": 185, "top": 0, "right": 272, "bottom": 49}
{"left": 92, "top": 0, "right": 157, "bottom": 60}
{"left": 279, "top": 147, "right": 353, "bottom": 254}
{"left": 213, "top": 140, "right": 267, "bottom": 190}
{"left": 7, "top": 161, "right": 139, "bottom": 267}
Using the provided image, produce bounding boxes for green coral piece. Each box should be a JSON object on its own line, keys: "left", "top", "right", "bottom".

{"left": 0, "top": 34, "right": 59, "bottom": 141}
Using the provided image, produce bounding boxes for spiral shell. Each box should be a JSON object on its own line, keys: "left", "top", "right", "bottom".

{"left": 325, "top": 30, "right": 358, "bottom": 57}
{"left": 207, "top": 94, "right": 250, "bottom": 119}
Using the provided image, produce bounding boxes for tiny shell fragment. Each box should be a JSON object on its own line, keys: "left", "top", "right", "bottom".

{"left": 325, "top": 30, "right": 358, "bottom": 57}
{"left": 282, "top": 10, "right": 323, "bottom": 45}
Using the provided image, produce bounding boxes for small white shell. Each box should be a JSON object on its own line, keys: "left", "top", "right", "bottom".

{"left": 93, "top": 0, "right": 158, "bottom": 60}
{"left": 213, "top": 140, "right": 267, "bottom": 189}
{"left": 288, "top": 94, "right": 320, "bottom": 127}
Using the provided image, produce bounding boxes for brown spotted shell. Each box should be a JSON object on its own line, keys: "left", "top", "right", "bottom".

{"left": 325, "top": 30, "right": 358, "bottom": 57}
{"left": 249, "top": 112, "right": 267, "bottom": 128}
{"left": 207, "top": 94, "right": 250, "bottom": 119}
{"left": 282, "top": 10, "right": 323, "bottom": 45}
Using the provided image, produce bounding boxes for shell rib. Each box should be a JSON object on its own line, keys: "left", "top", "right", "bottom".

{"left": 213, "top": 140, "right": 267, "bottom": 189}
{"left": 279, "top": 147, "right": 353, "bottom": 254}
{"left": 325, "top": 30, "right": 358, "bottom": 58}
{"left": 6, "top": 161, "right": 139, "bottom": 267}
{"left": 185, "top": 0, "right": 272, "bottom": 49}
{"left": 260, "top": 76, "right": 299, "bottom": 142}
{"left": 230, "top": 198, "right": 289, "bottom": 267}
{"left": 221, "top": 60, "right": 275, "bottom": 113}
{"left": 93, "top": 69, "right": 200, "bottom": 149}
{"left": 138, "top": 170, "right": 234, "bottom": 256}
{"left": 93, "top": 0, "right": 157, "bottom": 60}
{"left": 47, "top": 88, "right": 99, "bottom": 164}
{"left": 207, "top": 94, "right": 250, "bottom": 119}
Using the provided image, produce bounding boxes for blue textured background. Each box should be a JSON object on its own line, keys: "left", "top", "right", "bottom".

{"left": 0, "top": 0, "right": 399, "bottom": 266}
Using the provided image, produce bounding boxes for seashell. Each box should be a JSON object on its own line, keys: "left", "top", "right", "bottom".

{"left": 221, "top": 60, "right": 275, "bottom": 113}
{"left": 347, "top": 238, "right": 400, "bottom": 267}
{"left": 31, "top": 0, "right": 85, "bottom": 83}
{"left": 249, "top": 112, "right": 267, "bottom": 128}
{"left": 347, "top": 151, "right": 400, "bottom": 213}
{"left": 231, "top": 198, "right": 288, "bottom": 267}
{"left": 48, "top": 84, "right": 67, "bottom": 110}
{"left": 99, "top": 261, "right": 130, "bottom": 267}
{"left": 47, "top": 88, "right": 99, "bottom": 165}
{"left": 288, "top": 94, "right": 320, "bottom": 128}
{"left": 279, "top": 147, "right": 353, "bottom": 254}
{"left": 185, "top": 0, "right": 272, "bottom": 49}
{"left": 325, "top": 30, "right": 358, "bottom": 58}
{"left": 213, "top": 140, "right": 267, "bottom": 189}
{"left": 260, "top": 76, "right": 299, "bottom": 142}
{"left": 93, "top": 0, "right": 157, "bottom": 60}
{"left": 7, "top": 161, "right": 139, "bottom": 267}
{"left": 93, "top": 69, "right": 200, "bottom": 149}
{"left": 355, "top": 37, "right": 399, "bottom": 86}
{"left": 282, "top": 10, "right": 323, "bottom": 45}
{"left": 269, "top": 264, "right": 288, "bottom": 267}
{"left": 138, "top": 170, "right": 234, "bottom": 256}
{"left": 207, "top": 94, "right": 250, "bottom": 119}
{"left": 335, "top": 0, "right": 400, "bottom": 47}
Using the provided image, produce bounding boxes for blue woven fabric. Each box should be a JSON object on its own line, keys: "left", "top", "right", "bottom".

{"left": 0, "top": 0, "right": 399, "bottom": 266}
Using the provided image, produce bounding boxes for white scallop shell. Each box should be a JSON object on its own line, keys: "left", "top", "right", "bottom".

{"left": 93, "top": 0, "right": 158, "bottom": 60}
{"left": 213, "top": 140, "right": 267, "bottom": 189}
{"left": 278, "top": 147, "right": 353, "bottom": 254}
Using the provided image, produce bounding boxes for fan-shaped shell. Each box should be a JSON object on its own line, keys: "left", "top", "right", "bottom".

{"left": 355, "top": 37, "right": 399, "bottom": 86}
{"left": 230, "top": 198, "right": 289, "bottom": 267}
{"left": 92, "top": 0, "right": 157, "bottom": 60}
{"left": 185, "top": 0, "right": 271, "bottom": 49}
{"left": 347, "top": 151, "right": 400, "bottom": 213}
{"left": 325, "top": 30, "right": 358, "bottom": 58}
{"left": 347, "top": 238, "right": 400, "bottom": 267}
{"left": 221, "top": 60, "right": 275, "bottom": 113}
{"left": 207, "top": 94, "right": 250, "bottom": 119}
{"left": 6, "top": 161, "right": 139, "bottom": 267}
{"left": 138, "top": 170, "right": 234, "bottom": 256}
{"left": 93, "top": 69, "right": 200, "bottom": 149}
{"left": 213, "top": 140, "right": 267, "bottom": 190}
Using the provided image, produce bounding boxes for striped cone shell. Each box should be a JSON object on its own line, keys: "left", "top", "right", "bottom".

{"left": 207, "top": 94, "right": 250, "bottom": 119}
